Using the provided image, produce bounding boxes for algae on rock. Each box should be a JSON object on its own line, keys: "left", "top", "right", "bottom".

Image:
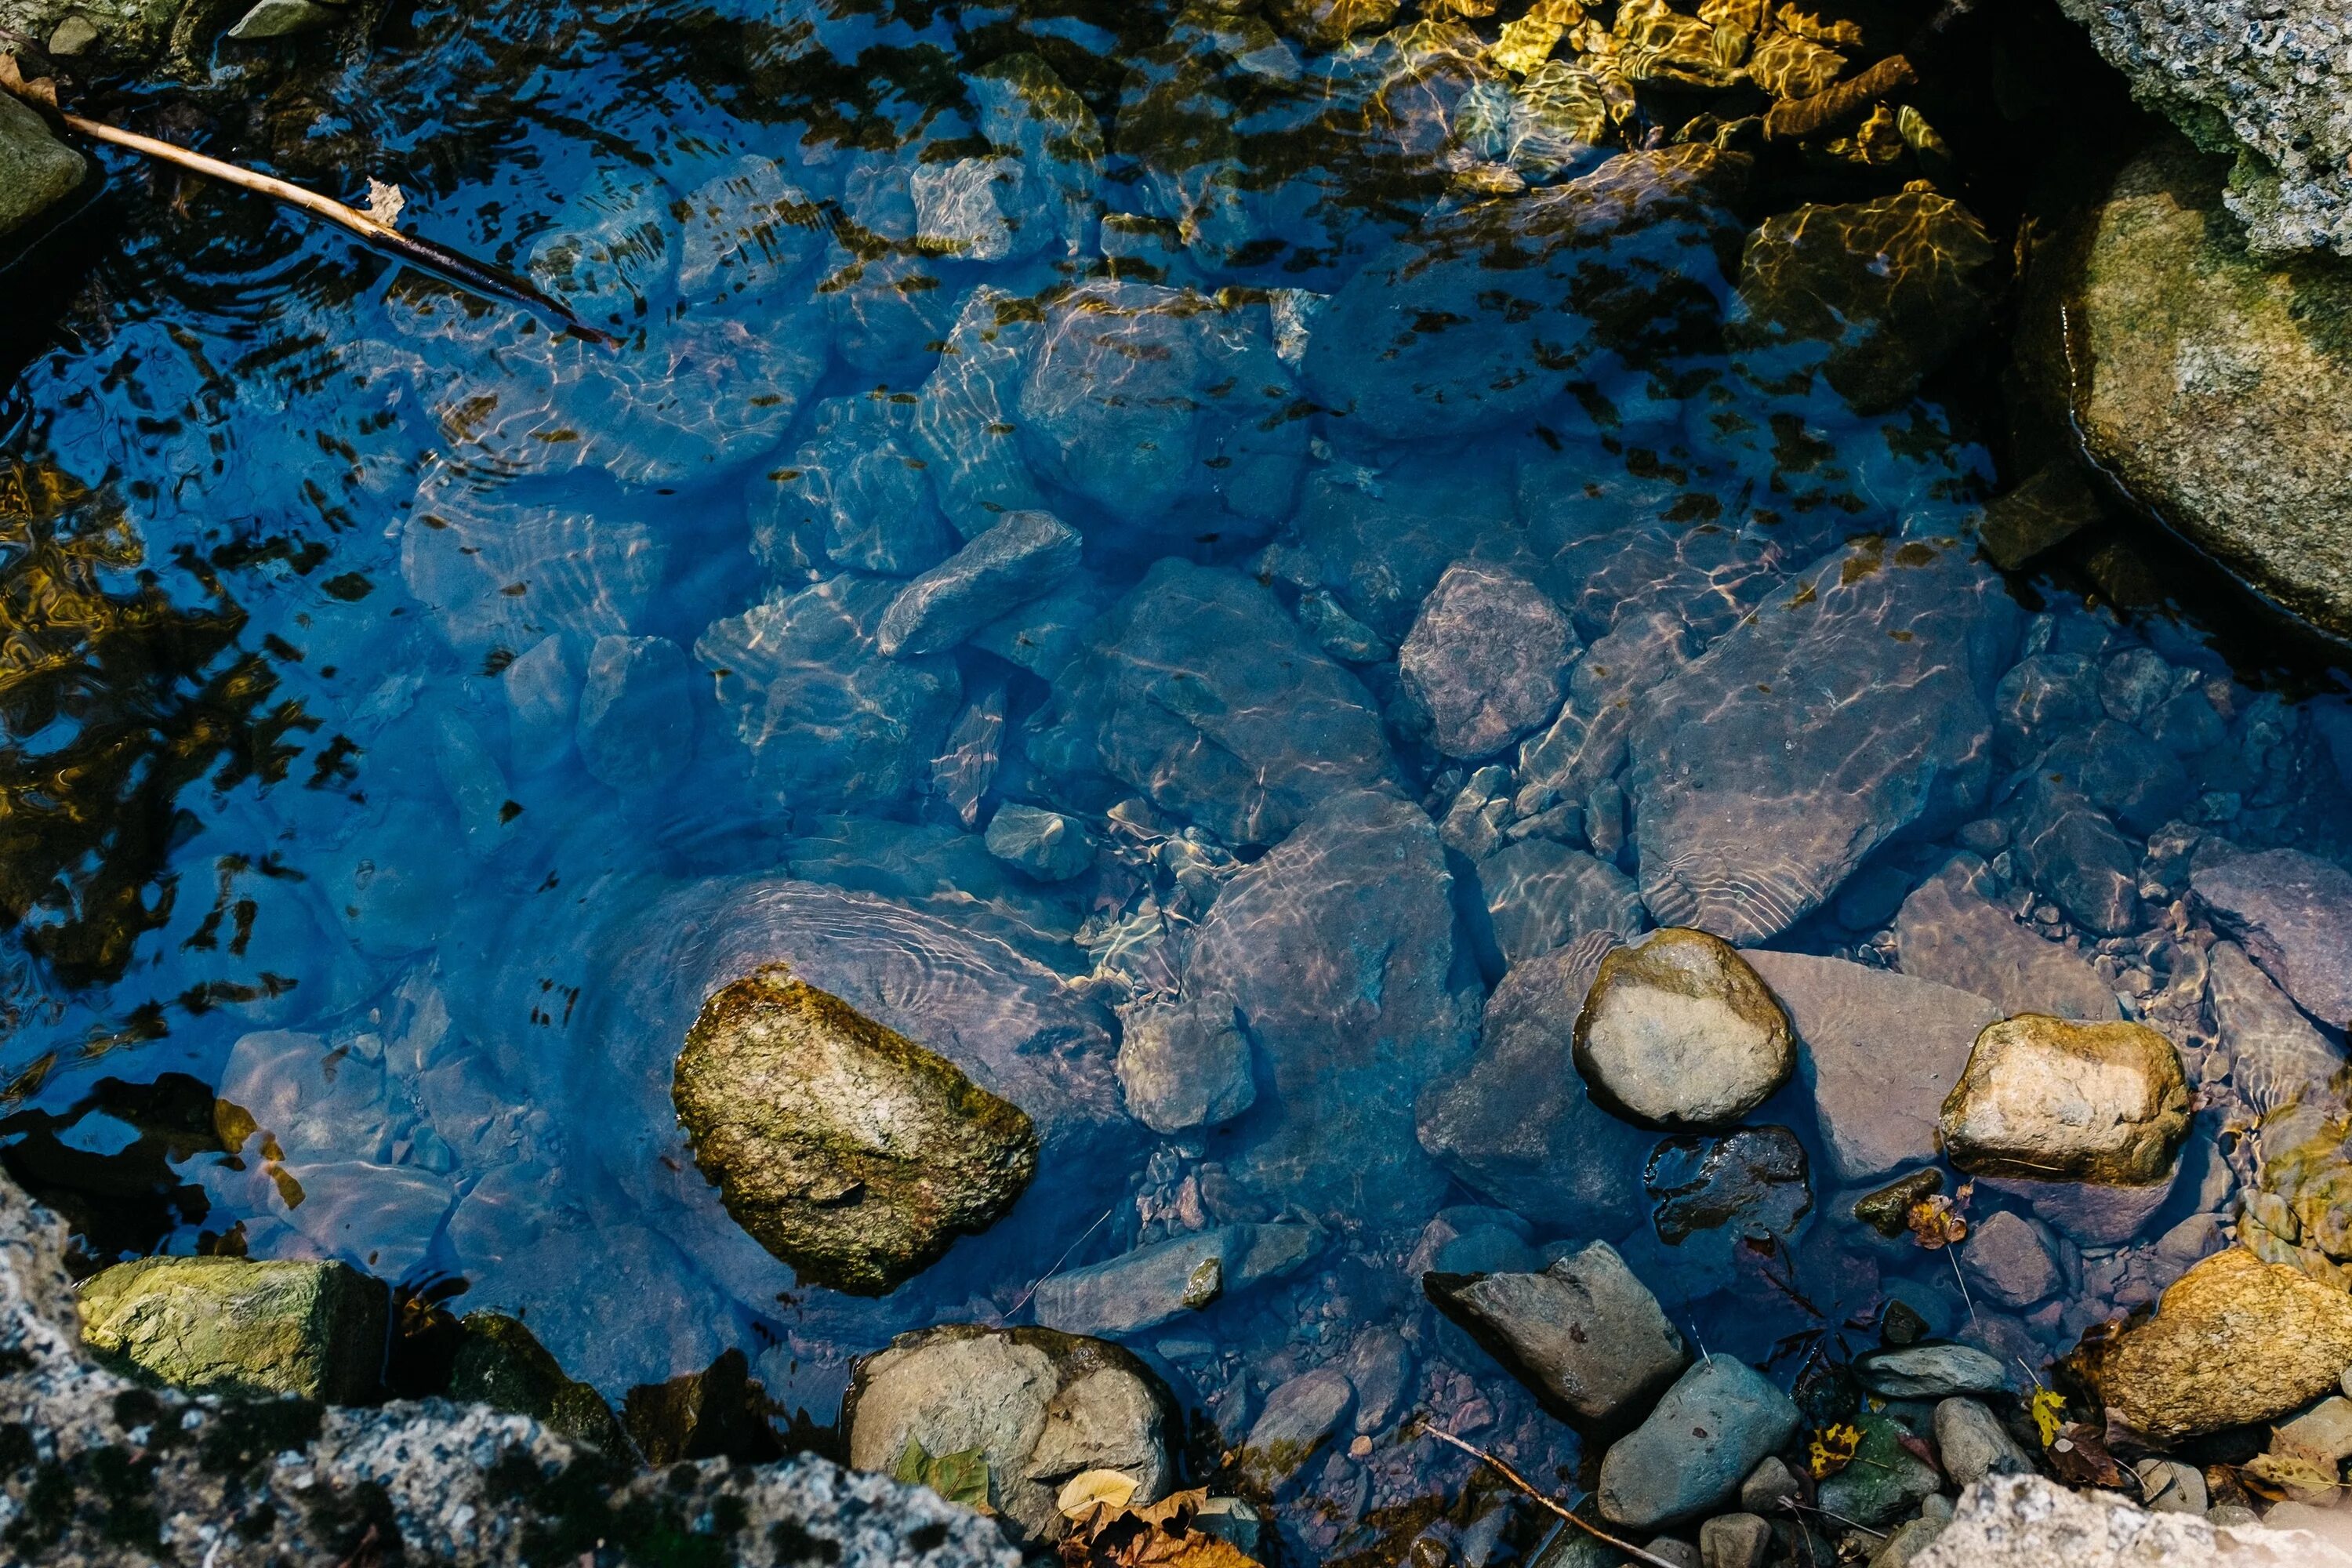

{"left": 76, "top": 1254, "right": 387, "bottom": 1403}
{"left": 672, "top": 965, "right": 1039, "bottom": 1294}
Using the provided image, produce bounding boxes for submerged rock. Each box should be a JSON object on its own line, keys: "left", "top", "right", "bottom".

{"left": 2192, "top": 848, "right": 2352, "bottom": 1029}
{"left": 1425, "top": 1241, "right": 1688, "bottom": 1428}
{"left": 844, "top": 1324, "right": 1172, "bottom": 1541}
{"left": 575, "top": 633, "right": 695, "bottom": 794}
{"left": 1854, "top": 1343, "right": 2010, "bottom": 1400}
{"left": 1239, "top": 1366, "right": 1354, "bottom": 1493}
{"left": 1573, "top": 928, "right": 1794, "bottom": 1129}
{"left": 1184, "top": 788, "right": 1480, "bottom": 1221}
{"left": 983, "top": 803, "right": 1093, "bottom": 883}
{"left": 1628, "top": 536, "right": 2020, "bottom": 944}
{"left": 1114, "top": 993, "right": 1255, "bottom": 1134}
{"left": 2018, "top": 140, "right": 2352, "bottom": 640}
{"left": 1398, "top": 563, "right": 1578, "bottom": 758}
{"left": 2086, "top": 1248, "right": 2352, "bottom": 1439}
{"left": 76, "top": 1256, "right": 386, "bottom": 1403}
{"left": 1960, "top": 1210, "right": 2060, "bottom": 1308}
{"left": 448, "top": 1311, "right": 630, "bottom": 1453}
{"left": 1744, "top": 950, "right": 2002, "bottom": 1185}
{"left": 622, "top": 1347, "right": 781, "bottom": 1465}
{"left": 1032, "top": 1224, "right": 1316, "bottom": 1338}
{"left": 1936, "top": 1014, "right": 2190, "bottom": 1185}
{"left": 1416, "top": 934, "right": 1653, "bottom": 1233}
{"left": 671, "top": 965, "right": 1039, "bottom": 1294}
{"left": 1040, "top": 561, "right": 1393, "bottom": 847}
{"left": 877, "top": 510, "right": 1083, "bottom": 659}
{"left": 1892, "top": 857, "right": 2118, "bottom": 1021}
{"left": 1817, "top": 1412, "right": 1940, "bottom": 1528}
{"left": 1465, "top": 839, "right": 1644, "bottom": 974}
{"left": 1934, "top": 1397, "right": 2032, "bottom": 1486}
{"left": 1595, "top": 1356, "right": 1801, "bottom": 1531}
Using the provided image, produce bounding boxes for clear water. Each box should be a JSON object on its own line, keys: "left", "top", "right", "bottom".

{"left": 5, "top": 0, "right": 2352, "bottom": 1558}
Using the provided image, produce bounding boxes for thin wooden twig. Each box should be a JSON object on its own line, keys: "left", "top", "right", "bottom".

{"left": 2, "top": 60, "right": 613, "bottom": 345}
{"left": 1417, "top": 1422, "right": 1685, "bottom": 1568}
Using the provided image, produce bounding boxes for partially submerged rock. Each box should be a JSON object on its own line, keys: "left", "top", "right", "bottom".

{"left": 671, "top": 965, "right": 1039, "bottom": 1294}
{"left": 1424, "top": 1240, "right": 1688, "bottom": 1428}
{"left": 76, "top": 1255, "right": 386, "bottom": 1404}
{"left": 1936, "top": 1014, "right": 2190, "bottom": 1184}
{"left": 1030, "top": 1223, "right": 1316, "bottom": 1338}
{"left": 1595, "top": 1356, "right": 1801, "bottom": 1531}
{"left": 843, "top": 1323, "right": 1173, "bottom": 1541}
{"left": 0, "top": 93, "right": 85, "bottom": 241}
{"left": 2085, "top": 1248, "right": 2352, "bottom": 1439}
{"left": 448, "top": 1311, "right": 630, "bottom": 1454}
{"left": 1573, "top": 928, "right": 1794, "bottom": 1129}
{"left": 1915, "top": 1472, "right": 2352, "bottom": 1567}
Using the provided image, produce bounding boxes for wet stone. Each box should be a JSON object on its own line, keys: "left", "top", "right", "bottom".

{"left": 1960, "top": 1210, "right": 2061, "bottom": 1308}
{"left": 2038, "top": 719, "right": 2193, "bottom": 837}
{"left": 1700, "top": 1514, "right": 1771, "bottom": 1568}
{"left": 2010, "top": 786, "right": 2138, "bottom": 938}
{"left": 1573, "top": 928, "right": 1795, "bottom": 1130}
{"left": 670, "top": 965, "right": 1039, "bottom": 1294}
{"left": 623, "top": 1347, "right": 782, "bottom": 1465}
{"left": 76, "top": 1255, "right": 387, "bottom": 1403}
{"left": 2191, "top": 848, "right": 2352, "bottom": 1029}
{"left": 753, "top": 394, "right": 955, "bottom": 579}
{"left": 1113, "top": 993, "right": 1254, "bottom": 1134}
{"left": 1852, "top": 1169, "right": 1944, "bottom": 1239}
{"left": 1816, "top": 1412, "right": 1940, "bottom": 1528}
{"left": 448, "top": 1310, "right": 630, "bottom": 1453}
{"left": 1398, "top": 562, "right": 1579, "bottom": 758}
{"left": 1892, "top": 855, "right": 2119, "bottom": 1021}
{"left": 1467, "top": 839, "right": 1645, "bottom": 974}
{"left": 1936, "top": 1014, "right": 2190, "bottom": 1185}
{"left": 2087, "top": 1248, "right": 2352, "bottom": 1440}
{"left": 1853, "top": 1343, "right": 2010, "bottom": 1399}
{"left": 1406, "top": 1207, "right": 1537, "bottom": 1279}
{"left": 1031, "top": 1223, "right": 1317, "bottom": 1338}
{"left": 877, "top": 510, "right": 1083, "bottom": 659}
{"left": 1642, "top": 1126, "right": 1811, "bottom": 1250}
{"left": 1240, "top": 1366, "right": 1355, "bottom": 1492}
{"left": 1424, "top": 1240, "right": 1689, "bottom": 1429}
{"left": 1596, "top": 1356, "right": 1802, "bottom": 1532}
{"left": 984, "top": 804, "right": 1094, "bottom": 884}
{"left": 575, "top": 633, "right": 695, "bottom": 794}
{"left": 1935, "top": 1397, "right": 2032, "bottom": 1486}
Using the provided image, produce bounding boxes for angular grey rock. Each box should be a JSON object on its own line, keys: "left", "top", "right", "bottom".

{"left": 1935, "top": 1398, "right": 2032, "bottom": 1486}
{"left": 1240, "top": 1367, "right": 1354, "bottom": 1490}
{"left": 1573, "top": 928, "right": 1795, "bottom": 1130}
{"left": 1701, "top": 1514, "right": 1770, "bottom": 1568}
{"left": 1893, "top": 857, "right": 2119, "bottom": 1020}
{"left": 1042, "top": 561, "right": 1394, "bottom": 846}
{"left": 1992, "top": 654, "right": 2102, "bottom": 763}
{"left": 1745, "top": 949, "right": 2003, "bottom": 1185}
{"left": 0, "top": 1170, "right": 1018, "bottom": 1568}
{"left": 1398, "top": 563, "right": 1578, "bottom": 757}
{"left": 1468, "top": 839, "right": 1645, "bottom": 972}
{"left": 1274, "top": 453, "right": 1517, "bottom": 641}
{"left": 1960, "top": 1210, "right": 2061, "bottom": 1308}
{"left": 845, "top": 1323, "right": 1172, "bottom": 1541}
{"left": 1853, "top": 1343, "right": 2011, "bottom": 1399}
{"left": 1406, "top": 1206, "right": 1537, "bottom": 1279}
{"left": 912, "top": 285, "right": 1050, "bottom": 535}
{"left": 1030, "top": 1223, "right": 1316, "bottom": 1337}
{"left": 1298, "top": 589, "right": 1392, "bottom": 664}
{"left": 2134, "top": 1457, "right": 2208, "bottom": 1515}
{"left": 1185, "top": 788, "right": 1480, "bottom": 1220}
{"left": 1979, "top": 1160, "right": 2187, "bottom": 1247}
{"left": 1912, "top": 1472, "right": 2352, "bottom": 1568}
{"left": 1303, "top": 144, "right": 1743, "bottom": 440}
{"left": 984, "top": 804, "right": 1094, "bottom": 883}
{"left": 2053, "top": 0, "right": 2352, "bottom": 257}
{"left": 1873, "top": 1516, "right": 1948, "bottom": 1568}
{"left": 2192, "top": 848, "right": 2352, "bottom": 1029}
{"left": 226, "top": 0, "right": 339, "bottom": 38}
{"left": 676, "top": 154, "right": 827, "bottom": 310}
{"left": 576, "top": 634, "right": 695, "bottom": 793}
{"left": 1740, "top": 1457, "right": 1800, "bottom": 1515}
{"left": 878, "top": 510, "right": 1083, "bottom": 658}
{"left": 1416, "top": 933, "right": 1651, "bottom": 1232}
{"left": 1423, "top": 1240, "right": 1688, "bottom": 1428}
{"left": 1115, "top": 993, "right": 1255, "bottom": 1133}
{"left": 2012, "top": 785, "right": 2141, "bottom": 935}
{"left": 1628, "top": 536, "right": 2021, "bottom": 943}
{"left": 1596, "top": 1357, "right": 1802, "bottom": 1531}
{"left": 1341, "top": 1326, "right": 1415, "bottom": 1435}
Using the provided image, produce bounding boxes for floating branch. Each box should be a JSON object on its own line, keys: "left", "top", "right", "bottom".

{"left": 2, "top": 57, "right": 614, "bottom": 345}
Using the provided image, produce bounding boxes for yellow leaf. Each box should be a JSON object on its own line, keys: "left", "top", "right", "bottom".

{"left": 2030, "top": 1388, "right": 2066, "bottom": 1447}
{"left": 1060, "top": 1470, "right": 1143, "bottom": 1519}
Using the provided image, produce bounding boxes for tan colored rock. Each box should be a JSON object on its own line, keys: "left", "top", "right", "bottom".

{"left": 1573, "top": 927, "right": 1794, "bottom": 1129}
{"left": 2088, "top": 1248, "right": 2352, "bottom": 1440}
{"left": 1936, "top": 1014, "right": 2188, "bottom": 1184}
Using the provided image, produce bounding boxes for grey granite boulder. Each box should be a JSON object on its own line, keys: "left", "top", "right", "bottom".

{"left": 1893, "top": 856, "right": 2118, "bottom": 1021}
{"left": 1399, "top": 563, "right": 1578, "bottom": 758}
{"left": 1915, "top": 1472, "right": 2352, "bottom": 1567}
{"left": 1030, "top": 1224, "right": 1316, "bottom": 1337}
{"left": 1745, "top": 949, "right": 2002, "bottom": 1185}
{"left": 1934, "top": 1397, "right": 2032, "bottom": 1487}
{"left": 671, "top": 966, "right": 1038, "bottom": 1294}
{"left": 1628, "top": 535, "right": 2020, "bottom": 943}
{"left": 2193, "top": 848, "right": 2352, "bottom": 1029}
{"left": 0, "top": 96, "right": 83, "bottom": 239}
{"left": 1114, "top": 993, "right": 1255, "bottom": 1133}
{"left": 1185, "top": 788, "right": 1480, "bottom": 1221}
{"left": 844, "top": 1323, "right": 1172, "bottom": 1541}
{"left": 1416, "top": 933, "right": 1653, "bottom": 1233}
{"left": 877, "top": 510, "right": 1083, "bottom": 658}
{"left": 1040, "top": 561, "right": 1393, "bottom": 846}
{"left": 1573, "top": 929, "right": 1794, "bottom": 1130}
{"left": 1424, "top": 1241, "right": 1687, "bottom": 1428}
{"left": 1596, "top": 1357, "right": 1802, "bottom": 1531}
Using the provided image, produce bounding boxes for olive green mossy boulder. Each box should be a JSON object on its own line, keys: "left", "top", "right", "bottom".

{"left": 672, "top": 965, "right": 1039, "bottom": 1295}
{"left": 1936, "top": 1013, "right": 2190, "bottom": 1185}
{"left": 76, "top": 1255, "right": 387, "bottom": 1403}
{"left": 448, "top": 1312, "right": 630, "bottom": 1454}
{"left": 2088, "top": 1248, "right": 2352, "bottom": 1440}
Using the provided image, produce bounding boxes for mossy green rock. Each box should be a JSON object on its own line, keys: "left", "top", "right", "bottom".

{"left": 448, "top": 1312, "right": 630, "bottom": 1453}
{"left": 0, "top": 94, "right": 85, "bottom": 241}
{"left": 672, "top": 964, "right": 1039, "bottom": 1294}
{"left": 76, "top": 1254, "right": 386, "bottom": 1403}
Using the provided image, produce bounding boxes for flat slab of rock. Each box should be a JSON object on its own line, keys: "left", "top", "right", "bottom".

{"left": 1854, "top": 1343, "right": 2011, "bottom": 1400}
{"left": 1596, "top": 1356, "right": 1802, "bottom": 1531}
{"left": 1423, "top": 1241, "right": 1687, "bottom": 1429}
{"left": 1745, "top": 949, "right": 2002, "bottom": 1185}
{"left": 1627, "top": 536, "right": 2020, "bottom": 944}
{"left": 1893, "top": 858, "right": 2118, "bottom": 1021}
{"left": 76, "top": 1256, "right": 387, "bottom": 1403}
{"left": 1415, "top": 934, "right": 1652, "bottom": 1233}
{"left": 2087, "top": 1248, "right": 2352, "bottom": 1440}
{"left": 2207, "top": 939, "right": 2345, "bottom": 1117}
{"left": 672, "top": 965, "right": 1039, "bottom": 1294}
{"left": 1574, "top": 929, "right": 1794, "bottom": 1129}
{"left": 2193, "top": 848, "right": 2352, "bottom": 1029}
{"left": 1937, "top": 1014, "right": 2189, "bottom": 1185}
{"left": 877, "top": 510, "right": 1082, "bottom": 658}
{"left": 1398, "top": 563, "right": 1577, "bottom": 758}
{"left": 1185, "top": 788, "right": 1479, "bottom": 1221}
{"left": 1030, "top": 1224, "right": 1316, "bottom": 1338}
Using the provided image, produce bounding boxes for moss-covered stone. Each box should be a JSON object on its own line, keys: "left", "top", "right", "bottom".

{"left": 448, "top": 1312, "right": 630, "bottom": 1454}
{"left": 672, "top": 965, "right": 1037, "bottom": 1295}
{"left": 76, "top": 1255, "right": 386, "bottom": 1403}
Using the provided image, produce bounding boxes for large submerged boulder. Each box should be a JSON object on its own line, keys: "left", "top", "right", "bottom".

{"left": 672, "top": 966, "right": 1040, "bottom": 1294}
